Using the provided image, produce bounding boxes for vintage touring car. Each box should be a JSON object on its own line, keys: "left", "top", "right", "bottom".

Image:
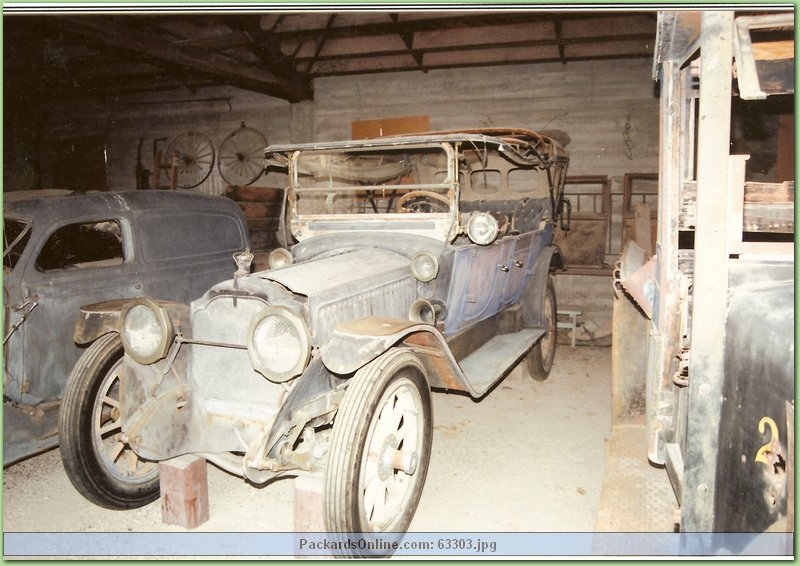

{"left": 62, "top": 129, "right": 570, "bottom": 538}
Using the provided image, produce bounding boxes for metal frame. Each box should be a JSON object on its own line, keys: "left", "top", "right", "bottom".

{"left": 618, "top": 9, "right": 794, "bottom": 535}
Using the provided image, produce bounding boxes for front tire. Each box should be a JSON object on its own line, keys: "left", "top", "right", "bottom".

{"left": 59, "top": 333, "right": 160, "bottom": 509}
{"left": 527, "top": 276, "right": 558, "bottom": 380}
{"left": 325, "top": 349, "right": 432, "bottom": 547}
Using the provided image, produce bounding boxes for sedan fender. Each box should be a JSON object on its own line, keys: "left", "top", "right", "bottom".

{"left": 73, "top": 299, "right": 190, "bottom": 345}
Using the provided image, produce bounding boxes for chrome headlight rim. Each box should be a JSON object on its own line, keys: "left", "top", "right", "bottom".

{"left": 119, "top": 297, "right": 174, "bottom": 365}
{"left": 410, "top": 251, "right": 439, "bottom": 282}
{"left": 466, "top": 212, "right": 500, "bottom": 245}
{"left": 247, "top": 306, "right": 311, "bottom": 382}
{"left": 268, "top": 248, "right": 294, "bottom": 270}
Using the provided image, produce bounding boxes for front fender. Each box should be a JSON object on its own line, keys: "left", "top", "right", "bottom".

{"left": 74, "top": 298, "right": 190, "bottom": 345}
{"left": 320, "top": 317, "right": 429, "bottom": 375}
{"left": 73, "top": 299, "right": 131, "bottom": 345}
{"left": 320, "top": 316, "right": 477, "bottom": 395}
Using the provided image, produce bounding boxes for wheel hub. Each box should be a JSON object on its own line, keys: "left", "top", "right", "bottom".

{"left": 378, "top": 434, "right": 418, "bottom": 480}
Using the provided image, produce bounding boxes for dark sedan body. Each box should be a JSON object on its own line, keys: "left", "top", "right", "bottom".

{"left": 3, "top": 190, "right": 249, "bottom": 465}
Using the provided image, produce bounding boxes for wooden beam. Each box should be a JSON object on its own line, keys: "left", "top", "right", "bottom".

{"left": 391, "top": 12, "right": 424, "bottom": 69}
{"left": 269, "top": 11, "right": 653, "bottom": 41}
{"left": 554, "top": 18, "right": 567, "bottom": 64}
{"left": 55, "top": 16, "right": 312, "bottom": 102}
{"left": 309, "top": 51, "right": 653, "bottom": 78}
{"left": 217, "top": 15, "right": 302, "bottom": 83}
{"left": 681, "top": 10, "right": 734, "bottom": 534}
{"left": 292, "top": 32, "right": 655, "bottom": 65}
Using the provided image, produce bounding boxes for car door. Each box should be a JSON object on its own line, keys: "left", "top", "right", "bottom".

{"left": 501, "top": 231, "right": 533, "bottom": 305}
{"left": 444, "top": 236, "right": 515, "bottom": 334}
{"left": 13, "top": 215, "right": 141, "bottom": 406}
{"left": 501, "top": 225, "right": 553, "bottom": 306}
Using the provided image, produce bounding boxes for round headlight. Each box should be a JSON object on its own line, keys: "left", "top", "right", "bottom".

{"left": 120, "top": 298, "right": 173, "bottom": 364}
{"left": 466, "top": 212, "right": 499, "bottom": 245}
{"left": 268, "top": 248, "right": 294, "bottom": 270}
{"left": 247, "top": 307, "right": 310, "bottom": 382}
{"left": 410, "top": 251, "right": 439, "bottom": 282}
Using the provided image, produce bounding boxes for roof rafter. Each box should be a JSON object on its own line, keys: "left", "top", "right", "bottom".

{"left": 54, "top": 15, "right": 313, "bottom": 101}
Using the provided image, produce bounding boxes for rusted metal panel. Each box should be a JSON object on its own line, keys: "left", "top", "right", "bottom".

{"left": 617, "top": 241, "right": 656, "bottom": 319}
{"left": 634, "top": 10, "right": 796, "bottom": 541}
{"left": 647, "top": 54, "right": 691, "bottom": 472}
{"left": 714, "top": 266, "right": 793, "bottom": 535}
{"left": 72, "top": 299, "right": 130, "bottom": 345}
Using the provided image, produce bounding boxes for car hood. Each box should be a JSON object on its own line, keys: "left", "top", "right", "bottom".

{"left": 257, "top": 248, "right": 409, "bottom": 296}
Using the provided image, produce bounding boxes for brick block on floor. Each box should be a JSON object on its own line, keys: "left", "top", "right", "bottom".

{"left": 159, "top": 454, "right": 209, "bottom": 529}
{"left": 294, "top": 474, "right": 325, "bottom": 532}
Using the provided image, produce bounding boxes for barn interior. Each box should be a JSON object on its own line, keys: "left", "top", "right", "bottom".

{"left": 2, "top": 6, "right": 794, "bottom": 559}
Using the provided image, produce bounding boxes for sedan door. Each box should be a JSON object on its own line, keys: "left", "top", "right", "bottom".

{"left": 133, "top": 208, "right": 248, "bottom": 304}
{"left": 13, "top": 216, "right": 141, "bottom": 406}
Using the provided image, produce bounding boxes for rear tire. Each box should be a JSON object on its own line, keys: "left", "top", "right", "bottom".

{"left": 527, "top": 276, "right": 557, "bottom": 380}
{"left": 59, "top": 333, "right": 160, "bottom": 509}
{"left": 324, "top": 349, "right": 432, "bottom": 555}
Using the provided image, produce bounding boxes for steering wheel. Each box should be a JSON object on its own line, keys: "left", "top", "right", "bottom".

{"left": 395, "top": 190, "right": 451, "bottom": 213}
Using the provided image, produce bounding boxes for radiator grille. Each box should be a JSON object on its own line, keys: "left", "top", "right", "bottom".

{"left": 311, "top": 277, "right": 417, "bottom": 345}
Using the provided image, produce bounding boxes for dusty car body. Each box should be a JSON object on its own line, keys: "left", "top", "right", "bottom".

{"left": 64, "top": 129, "right": 569, "bottom": 538}
{"left": 3, "top": 190, "right": 249, "bottom": 466}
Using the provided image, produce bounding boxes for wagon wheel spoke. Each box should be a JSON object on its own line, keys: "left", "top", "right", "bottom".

{"left": 166, "top": 131, "right": 215, "bottom": 188}
{"left": 218, "top": 124, "right": 268, "bottom": 186}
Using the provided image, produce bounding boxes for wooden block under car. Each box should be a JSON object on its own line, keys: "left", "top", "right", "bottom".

{"left": 159, "top": 454, "right": 209, "bottom": 529}
{"left": 294, "top": 474, "right": 325, "bottom": 533}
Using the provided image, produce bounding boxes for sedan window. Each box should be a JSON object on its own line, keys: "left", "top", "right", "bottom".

{"left": 3, "top": 218, "right": 31, "bottom": 270}
{"left": 35, "top": 220, "right": 124, "bottom": 272}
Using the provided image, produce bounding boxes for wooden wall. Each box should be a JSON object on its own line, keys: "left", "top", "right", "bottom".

{"left": 28, "top": 58, "right": 660, "bottom": 264}
{"left": 312, "top": 59, "right": 661, "bottom": 260}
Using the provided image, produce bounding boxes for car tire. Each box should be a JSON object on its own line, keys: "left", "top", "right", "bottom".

{"left": 527, "top": 276, "right": 557, "bottom": 380}
{"left": 59, "top": 333, "right": 160, "bottom": 510}
{"left": 324, "top": 349, "right": 432, "bottom": 555}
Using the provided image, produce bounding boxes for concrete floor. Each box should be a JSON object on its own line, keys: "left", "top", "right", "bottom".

{"left": 2, "top": 342, "right": 678, "bottom": 558}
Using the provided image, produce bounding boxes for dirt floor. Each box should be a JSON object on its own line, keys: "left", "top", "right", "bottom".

{"left": 2, "top": 343, "right": 678, "bottom": 558}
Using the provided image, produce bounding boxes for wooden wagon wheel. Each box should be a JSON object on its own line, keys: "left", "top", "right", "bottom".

{"left": 164, "top": 131, "right": 215, "bottom": 189}
{"left": 217, "top": 123, "right": 267, "bottom": 187}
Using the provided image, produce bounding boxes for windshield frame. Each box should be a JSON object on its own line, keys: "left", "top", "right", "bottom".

{"left": 286, "top": 141, "right": 460, "bottom": 243}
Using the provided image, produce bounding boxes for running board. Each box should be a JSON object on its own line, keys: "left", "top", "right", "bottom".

{"left": 458, "top": 327, "right": 545, "bottom": 397}
{"left": 3, "top": 400, "right": 60, "bottom": 466}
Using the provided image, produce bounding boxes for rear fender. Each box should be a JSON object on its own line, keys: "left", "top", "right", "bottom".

{"left": 320, "top": 317, "right": 472, "bottom": 394}
{"left": 522, "top": 245, "right": 559, "bottom": 328}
